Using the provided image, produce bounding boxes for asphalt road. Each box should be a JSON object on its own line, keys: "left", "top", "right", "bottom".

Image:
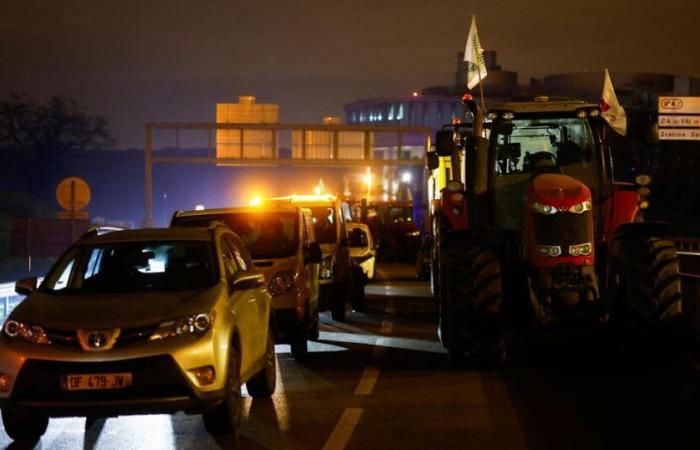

{"left": 3, "top": 264, "right": 700, "bottom": 450}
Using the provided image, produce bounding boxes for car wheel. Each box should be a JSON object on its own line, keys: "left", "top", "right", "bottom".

{"left": 290, "top": 326, "right": 308, "bottom": 359}
{"left": 351, "top": 267, "right": 367, "bottom": 312}
{"left": 246, "top": 327, "right": 277, "bottom": 398}
{"left": 1, "top": 408, "right": 48, "bottom": 443}
{"left": 308, "top": 302, "right": 320, "bottom": 341}
{"left": 203, "top": 345, "right": 242, "bottom": 437}
{"left": 330, "top": 283, "right": 347, "bottom": 321}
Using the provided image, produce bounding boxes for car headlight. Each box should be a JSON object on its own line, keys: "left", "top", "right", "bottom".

{"left": 406, "top": 230, "right": 421, "bottom": 237}
{"left": 320, "top": 256, "right": 333, "bottom": 280}
{"left": 531, "top": 202, "right": 558, "bottom": 215}
{"left": 3, "top": 320, "right": 50, "bottom": 345}
{"left": 149, "top": 311, "right": 215, "bottom": 341}
{"left": 268, "top": 271, "right": 296, "bottom": 296}
{"left": 568, "top": 200, "right": 592, "bottom": 214}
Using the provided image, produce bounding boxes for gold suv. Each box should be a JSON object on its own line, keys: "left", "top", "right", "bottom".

{"left": 0, "top": 225, "right": 276, "bottom": 443}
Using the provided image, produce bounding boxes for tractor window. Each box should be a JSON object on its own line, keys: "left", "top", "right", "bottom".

{"left": 492, "top": 117, "right": 598, "bottom": 231}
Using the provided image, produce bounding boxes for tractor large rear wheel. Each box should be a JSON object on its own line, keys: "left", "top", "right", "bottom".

{"left": 609, "top": 235, "right": 686, "bottom": 346}
{"left": 443, "top": 243, "right": 504, "bottom": 368}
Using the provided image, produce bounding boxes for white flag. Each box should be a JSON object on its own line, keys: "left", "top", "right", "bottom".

{"left": 601, "top": 69, "right": 627, "bottom": 136}
{"left": 464, "top": 15, "right": 487, "bottom": 90}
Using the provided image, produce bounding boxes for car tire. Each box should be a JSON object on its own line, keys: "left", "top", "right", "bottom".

{"left": 290, "top": 327, "right": 308, "bottom": 359}
{"left": 330, "top": 283, "right": 347, "bottom": 321}
{"left": 1, "top": 408, "right": 48, "bottom": 443}
{"left": 351, "top": 267, "right": 366, "bottom": 313}
{"left": 202, "top": 345, "right": 242, "bottom": 437}
{"left": 308, "top": 302, "right": 320, "bottom": 341}
{"left": 246, "top": 327, "right": 277, "bottom": 398}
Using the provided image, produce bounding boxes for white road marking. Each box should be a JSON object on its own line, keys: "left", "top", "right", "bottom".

{"left": 380, "top": 319, "right": 393, "bottom": 334}
{"left": 322, "top": 407, "right": 363, "bottom": 450}
{"left": 385, "top": 298, "right": 396, "bottom": 315}
{"left": 354, "top": 366, "right": 380, "bottom": 395}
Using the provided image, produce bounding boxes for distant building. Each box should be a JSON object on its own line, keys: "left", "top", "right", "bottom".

{"left": 216, "top": 95, "right": 278, "bottom": 159}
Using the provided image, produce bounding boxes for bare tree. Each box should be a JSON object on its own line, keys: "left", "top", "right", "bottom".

{"left": 0, "top": 92, "right": 115, "bottom": 197}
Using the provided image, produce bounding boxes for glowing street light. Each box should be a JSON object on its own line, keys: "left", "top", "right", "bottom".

{"left": 401, "top": 171, "right": 412, "bottom": 184}
{"left": 195, "top": 204, "right": 205, "bottom": 211}
{"left": 248, "top": 196, "right": 262, "bottom": 206}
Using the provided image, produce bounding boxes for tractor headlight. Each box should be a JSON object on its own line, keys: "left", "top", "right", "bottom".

{"left": 268, "top": 271, "right": 296, "bottom": 296}
{"left": 320, "top": 256, "right": 334, "bottom": 280}
{"left": 531, "top": 202, "right": 558, "bottom": 215}
{"left": 568, "top": 200, "right": 592, "bottom": 214}
{"left": 568, "top": 243, "right": 593, "bottom": 256}
{"left": 3, "top": 320, "right": 50, "bottom": 345}
{"left": 149, "top": 312, "right": 215, "bottom": 341}
{"left": 536, "top": 245, "right": 562, "bottom": 257}
{"left": 446, "top": 180, "right": 464, "bottom": 192}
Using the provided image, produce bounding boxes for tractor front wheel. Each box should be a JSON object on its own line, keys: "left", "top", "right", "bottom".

{"left": 443, "top": 243, "right": 504, "bottom": 368}
{"left": 608, "top": 235, "right": 687, "bottom": 348}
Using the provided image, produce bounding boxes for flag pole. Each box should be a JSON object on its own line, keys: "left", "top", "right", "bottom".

{"left": 477, "top": 62, "right": 486, "bottom": 114}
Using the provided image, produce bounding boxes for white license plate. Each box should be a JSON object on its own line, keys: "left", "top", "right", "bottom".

{"left": 61, "top": 373, "right": 133, "bottom": 391}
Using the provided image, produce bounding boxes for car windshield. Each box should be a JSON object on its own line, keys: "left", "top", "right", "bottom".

{"left": 174, "top": 212, "right": 299, "bottom": 259}
{"left": 42, "top": 241, "right": 217, "bottom": 294}
{"left": 308, "top": 206, "right": 337, "bottom": 244}
{"left": 491, "top": 116, "right": 598, "bottom": 231}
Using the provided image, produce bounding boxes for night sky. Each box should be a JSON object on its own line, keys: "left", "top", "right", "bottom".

{"left": 3, "top": 0, "right": 700, "bottom": 148}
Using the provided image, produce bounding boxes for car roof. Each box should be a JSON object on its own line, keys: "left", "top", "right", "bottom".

{"left": 77, "top": 227, "right": 215, "bottom": 246}
{"left": 268, "top": 194, "right": 338, "bottom": 207}
{"left": 175, "top": 204, "right": 301, "bottom": 218}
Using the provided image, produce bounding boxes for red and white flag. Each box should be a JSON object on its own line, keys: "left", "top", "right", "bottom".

{"left": 601, "top": 69, "right": 627, "bottom": 136}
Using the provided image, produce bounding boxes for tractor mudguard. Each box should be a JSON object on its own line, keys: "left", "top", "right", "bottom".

{"left": 609, "top": 221, "right": 673, "bottom": 242}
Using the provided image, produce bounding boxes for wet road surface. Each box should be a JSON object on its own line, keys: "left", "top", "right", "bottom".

{"left": 3, "top": 264, "right": 700, "bottom": 449}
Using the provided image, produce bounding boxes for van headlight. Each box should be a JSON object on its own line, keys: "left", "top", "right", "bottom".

{"left": 320, "top": 256, "right": 333, "bottom": 280}
{"left": 3, "top": 320, "right": 50, "bottom": 345}
{"left": 268, "top": 271, "right": 296, "bottom": 296}
{"left": 569, "top": 243, "right": 593, "bottom": 256}
{"left": 149, "top": 312, "right": 215, "bottom": 341}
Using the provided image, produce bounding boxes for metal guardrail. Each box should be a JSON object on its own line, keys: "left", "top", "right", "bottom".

{"left": 671, "top": 238, "right": 700, "bottom": 280}
{"left": 0, "top": 281, "right": 24, "bottom": 322}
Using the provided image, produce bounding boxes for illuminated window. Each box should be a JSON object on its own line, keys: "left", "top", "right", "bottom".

{"left": 388, "top": 105, "right": 395, "bottom": 121}
{"left": 397, "top": 104, "right": 404, "bottom": 121}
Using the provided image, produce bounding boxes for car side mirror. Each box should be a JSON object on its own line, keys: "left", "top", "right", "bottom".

{"left": 426, "top": 151, "right": 439, "bottom": 170}
{"left": 230, "top": 271, "right": 265, "bottom": 291}
{"left": 305, "top": 242, "right": 323, "bottom": 264}
{"left": 15, "top": 277, "right": 38, "bottom": 296}
{"left": 435, "top": 130, "right": 456, "bottom": 157}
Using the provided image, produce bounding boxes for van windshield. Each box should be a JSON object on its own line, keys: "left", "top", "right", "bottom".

{"left": 308, "top": 206, "right": 337, "bottom": 244}
{"left": 174, "top": 212, "right": 299, "bottom": 259}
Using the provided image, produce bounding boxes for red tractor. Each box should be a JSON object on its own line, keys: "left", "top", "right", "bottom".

{"left": 427, "top": 95, "right": 692, "bottom": 366}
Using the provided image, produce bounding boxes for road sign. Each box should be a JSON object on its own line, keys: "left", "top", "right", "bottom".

{"left": 658, "top": 96, "right": 700, "bottom": 114}
{"left": 658, "top": 129, "right": 700, "bottom": 141}
{"left": 658, "top": 115, "right": 700, "bottom": 128}
{"left": 658, "top": 96, "right": 700, "bottom": 141}
{"left": 56, "top": 177, "right": 91, "bottom": 212}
